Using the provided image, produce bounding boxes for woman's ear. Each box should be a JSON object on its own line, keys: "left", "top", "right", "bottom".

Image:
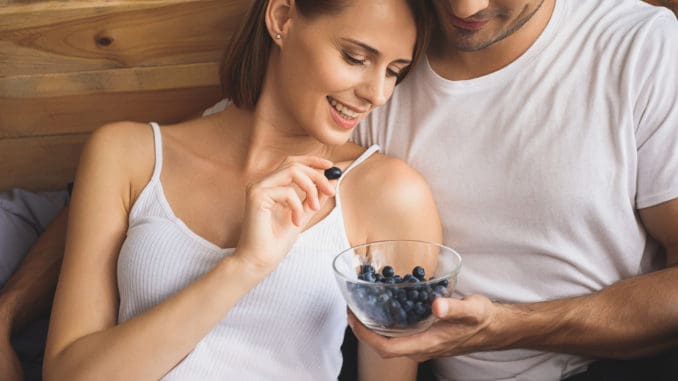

{"left": 265, "top": 0, "right": 294, "bottom": 46}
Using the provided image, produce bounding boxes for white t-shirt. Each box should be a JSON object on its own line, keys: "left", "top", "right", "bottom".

{"left": 354, "top": 0, "right": 678, "bottom": 379}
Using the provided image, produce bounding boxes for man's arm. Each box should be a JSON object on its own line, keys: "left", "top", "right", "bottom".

{"left": 0, "top": 206, "right": 68, "bottom": 379}
{"left": 349, "top": 199, "right": 678, "bottom": 361}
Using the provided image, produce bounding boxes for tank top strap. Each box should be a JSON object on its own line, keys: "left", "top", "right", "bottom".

{"left": 335, "top": 144, "right": 380, "bottom": 210}
{"left": 148, "top": 122, "right": 164, "bottom": 182}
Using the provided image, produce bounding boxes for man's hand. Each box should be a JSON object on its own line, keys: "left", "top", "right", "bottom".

{"left": 350, "top": 266, "right": 678, "bottom": 362}
{"left": 348, "top": 295, "right": 511, "bottom": 362}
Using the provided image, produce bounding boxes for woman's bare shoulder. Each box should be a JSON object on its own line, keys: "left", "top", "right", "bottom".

{"left": 80, "top": 121, "right": 156, "bottom": 202}
{"left": 340, "top": 152, "right": 442, "bottom": 243}
{"left": 349, "top": 153, "right": 432, "bottom": 203}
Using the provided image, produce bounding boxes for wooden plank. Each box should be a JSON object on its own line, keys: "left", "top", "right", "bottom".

{"left": 0, "top": 134, "right": 87, "bottom": 192}
{"left": 0, "top": 84, "right": 223, "bottom": 138}
{"left": 0, "top": 0, "right": 250, "bottom": 76}
{"left": 0, "top": 62, "right": 219, "bottom": 98}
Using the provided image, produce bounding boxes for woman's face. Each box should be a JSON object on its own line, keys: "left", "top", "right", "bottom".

{"left": 270, "top": 0, "right": 418, "bottom": 145}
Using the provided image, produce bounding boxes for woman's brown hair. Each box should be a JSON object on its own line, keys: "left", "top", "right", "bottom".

{"left": 220, "top": 0, "right": 432, "bottom": 109}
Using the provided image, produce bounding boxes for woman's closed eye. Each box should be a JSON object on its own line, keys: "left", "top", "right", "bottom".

{"left": 343, "top": 51, "right": 405, "bottom": 80}
{"left": 387, "top": 66, "right": 405, "bottom": 79}
{"left": 342, "top": 51, "right": 366, "bottom": 65}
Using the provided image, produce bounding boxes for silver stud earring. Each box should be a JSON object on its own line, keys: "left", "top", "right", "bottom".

{"left": 275, "top": 33, "right": 282, "bottom": 39}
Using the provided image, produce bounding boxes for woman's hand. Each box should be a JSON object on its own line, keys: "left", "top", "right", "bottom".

{"left": 236, "top": 156, "right": 337, "bottom": 272}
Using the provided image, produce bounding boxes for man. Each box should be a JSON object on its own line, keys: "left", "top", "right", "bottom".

{"left": 0, "top": 190, "right": 68, "bottom": 380}
{"left": 351, "top": 0, "right": 678, "bottom": 380}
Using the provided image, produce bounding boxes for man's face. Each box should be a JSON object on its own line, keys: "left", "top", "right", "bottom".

{"left": 432, "top": 0, "right": 546, "bottom": 52}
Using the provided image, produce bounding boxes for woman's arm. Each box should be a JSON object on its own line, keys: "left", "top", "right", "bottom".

{"left": 44, "top": 123, "right": 336, "bottom": 380}
{"left": 45, "top": 123, "right": 260, "bottom": 380}
{"left": 343, "top": 154, "right": 442, "bottom": 381}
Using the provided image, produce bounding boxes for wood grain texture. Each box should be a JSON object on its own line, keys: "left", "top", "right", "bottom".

{"left": 0, "top": 0, "right": 250, "bottom": 76}
{"left": 0, "top": 0, "right": 246, "bottom": 191}
{"left": 0, "top": 63, "right": 221, "bottom": 138}
{"left": 0, "top": 134, "right": 87, "bottom": 192}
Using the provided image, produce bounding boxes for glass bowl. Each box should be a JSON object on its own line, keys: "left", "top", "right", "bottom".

{"left": 333, "top": 240, "right": 462, "bottom": 337}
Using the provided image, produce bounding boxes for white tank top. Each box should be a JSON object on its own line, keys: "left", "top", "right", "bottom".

{"left": 117, "top": 122, "right": 380, "bottom": 380}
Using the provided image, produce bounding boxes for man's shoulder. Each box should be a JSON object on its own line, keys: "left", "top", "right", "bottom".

{"left": 570, "top": 0, "right": 676, "bottom": 36}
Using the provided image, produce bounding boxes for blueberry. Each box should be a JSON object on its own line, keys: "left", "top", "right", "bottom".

{"left": 324, "top": 166, "right": 342, "bottom": 180}
{"left": 434, "top": 285, "right": 448, "bottom": 297}
{"left": 414, "top": 302, "right": 427, "bottom": 316}
{"left": 377, "top": 293, "right": 390, "bottom": 304}
{"left": 395, "top": 289, "right": 408, "bottom": 303}
{"left": 360, "top": 264, "right": 375, "bottom": 275}
{"left": 412, "top": 266, "right": 426, "bottom": 280}
{"left": 382, "top": 266, "right": 395, "bottom": 278}
{"left": 349, "top": 262, "right": 445, "bottom": 329}
{"left": 382, "top": 276, "right": 396, "bottom": 284}
{"left": 354, "top": 287, "right": 367, "bottom": 300}
{"left": 365, "top": 294, "right": 377, "bottom": 306}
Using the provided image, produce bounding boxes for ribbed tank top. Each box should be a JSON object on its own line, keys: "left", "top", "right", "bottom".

{"left": 117, "top": 122, "right": 379, "bottom": 380}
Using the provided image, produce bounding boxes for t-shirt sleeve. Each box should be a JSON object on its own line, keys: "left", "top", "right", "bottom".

{"left": 634, "top": 11, "right": 678, "bottom": 208}
{"left": 351, "top": 117, "right": 376, "bottom": 147}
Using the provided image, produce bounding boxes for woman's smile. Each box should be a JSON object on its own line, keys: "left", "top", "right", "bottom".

{"left": 327, "top": 96, "right": 363, "bottom": 129}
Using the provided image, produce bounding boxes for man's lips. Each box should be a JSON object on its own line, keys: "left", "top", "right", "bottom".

{"left": 449, "top": 15, "right": 490, "bottom": 31}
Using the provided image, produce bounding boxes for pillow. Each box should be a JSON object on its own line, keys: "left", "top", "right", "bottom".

{"left": 0, "top": 188, "right": 68, "bottom": 286}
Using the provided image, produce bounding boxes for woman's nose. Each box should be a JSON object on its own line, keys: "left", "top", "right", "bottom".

{"left": 356, "top": 73, "right": 390, "bottom": 108}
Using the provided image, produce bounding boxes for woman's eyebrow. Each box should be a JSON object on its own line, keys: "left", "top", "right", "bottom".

{"left": 341, "top": 38, "right": 412, "bottom": 65}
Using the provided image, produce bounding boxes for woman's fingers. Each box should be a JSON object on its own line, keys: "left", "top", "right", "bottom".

{"left": 254, "top": 157, "right": 337, "bottom": 213}
{"left": 250, "top": 185, "right": 305, "bottom": 226}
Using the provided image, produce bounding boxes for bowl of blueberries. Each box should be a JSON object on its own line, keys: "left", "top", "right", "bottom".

{"left": 333, "top": 240, "right": 462, "bottom": 337}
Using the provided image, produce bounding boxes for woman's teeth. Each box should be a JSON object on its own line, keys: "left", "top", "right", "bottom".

{"left": 329, "top": 98, "right": 358, "bottom": 120}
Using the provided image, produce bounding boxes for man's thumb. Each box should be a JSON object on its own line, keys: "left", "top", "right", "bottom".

{"left": 433, "top": 297, "right": 452, "bottom": 318}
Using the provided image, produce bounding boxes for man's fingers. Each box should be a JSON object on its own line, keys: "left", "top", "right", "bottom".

{"left": 347, "top": 310, "right": 432, "bottom": 359}
{"left": 433, "top": 295, "right": 491, "bottom": 324}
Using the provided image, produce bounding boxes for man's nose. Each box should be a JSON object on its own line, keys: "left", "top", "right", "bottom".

{"left": 448, "top": 0, "right": 490, "bottom": 19}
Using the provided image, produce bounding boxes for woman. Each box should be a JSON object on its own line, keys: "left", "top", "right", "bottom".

{"left": 44, "top": 0, "right": 439, "bottom": 379}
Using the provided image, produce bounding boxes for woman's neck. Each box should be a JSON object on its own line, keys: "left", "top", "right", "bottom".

{"left": 213, "top": 102, "right": 336, "bottom": 176}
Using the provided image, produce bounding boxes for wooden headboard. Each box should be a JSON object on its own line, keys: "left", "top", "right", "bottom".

{"left": 1, "top": 1, "right": 676, "bottom": 193}
{"left": 0, "top": 0, "right": 250, "bottom": 192}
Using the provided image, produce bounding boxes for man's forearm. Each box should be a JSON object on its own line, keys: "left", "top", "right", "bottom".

{"left": 0, "top": 207, "right": 68, "bottom": 334}
{"left": 499, "top": 265, "right": 678, "bottom": 359}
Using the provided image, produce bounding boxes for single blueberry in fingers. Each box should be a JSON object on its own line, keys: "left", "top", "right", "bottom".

{"left": 324, "top": 166, "right": 342, "bottom": 180}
